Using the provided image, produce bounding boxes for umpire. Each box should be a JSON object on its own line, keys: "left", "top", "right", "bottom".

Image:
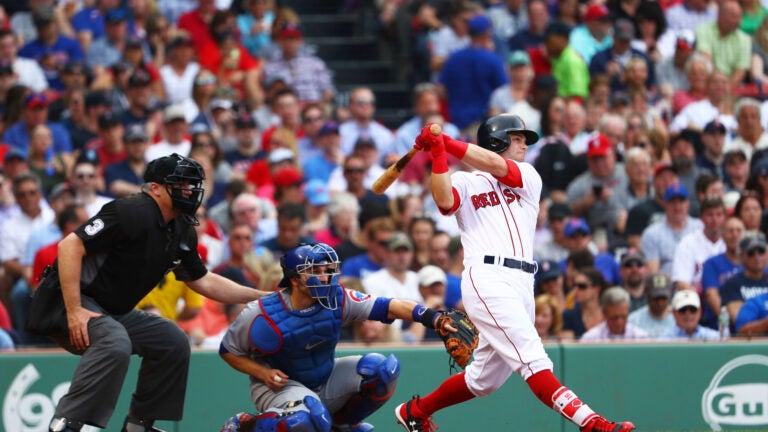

{"left": 34, "top": 154, "right": 268, "bottom": 432}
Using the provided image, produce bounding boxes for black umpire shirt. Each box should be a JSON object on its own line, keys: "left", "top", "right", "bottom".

{"left": 74, "top": 192, "right": 208, "bottom": 315}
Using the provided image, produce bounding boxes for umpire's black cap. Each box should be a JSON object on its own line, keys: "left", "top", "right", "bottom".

{"left": 144, "top": 154, "right": 180, "bottom": 184}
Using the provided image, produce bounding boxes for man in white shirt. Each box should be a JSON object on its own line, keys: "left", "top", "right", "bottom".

{"left": 145, "top": 105, "right": 191, "bottom": 161}
{"left": 672, "top": 196, "right": 725, "bottom": 292}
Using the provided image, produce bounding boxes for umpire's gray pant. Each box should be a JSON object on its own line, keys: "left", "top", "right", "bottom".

{"left": 53, "top": 296, "right": 191, "bottom": 428}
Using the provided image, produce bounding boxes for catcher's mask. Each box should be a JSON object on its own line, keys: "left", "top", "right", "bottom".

{"left": 144, "top": 153, "right": 206, "bottom": 225}
{"left": 280, "top": 243, "right": 341, "bottom": 310}
{"left": 476, "top": 114, "right": 539, "bottom": 153}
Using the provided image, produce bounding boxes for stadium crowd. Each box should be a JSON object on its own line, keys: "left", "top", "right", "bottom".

{"left": 1, "top": 0, "right": 768, "bottom": 351}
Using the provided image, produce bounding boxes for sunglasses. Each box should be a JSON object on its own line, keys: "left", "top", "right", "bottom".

{"left": 353, "top": 99, "right": 375, "bottom": 105}
{"left": 375, "top": 239, "right": 390, "bottom": 247}
{"left": 345, "top": 167, "right": 365, "bottom": 174}
{"left": 231, "top": 235, "right": 253, "bottom": 241}
{"left": 677, "top": 306, "right": 699, "bottom": 314}
{"left": 623, "top": 260, "right": 644, "bottom": 268}
{"left": 747, "top": 248, "right": 766, "bottom": 257}
{"left": 303, "top": 116, "right": 324, "bottom": 124}
{"left": 76, "top": 173, "right": 96, "bottom": 179}
{"left": 574, "top": 282, "right": 590, "bottom": 290}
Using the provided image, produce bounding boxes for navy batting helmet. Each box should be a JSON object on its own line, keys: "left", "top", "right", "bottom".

{"left": 144, "top": 153, "right": 206, "bottom": 225}
{"left": 476, "top": 114, "right": 539, "bottom": 153}
{"left": 280, "top": 243, "right": 341, "bottom": 309}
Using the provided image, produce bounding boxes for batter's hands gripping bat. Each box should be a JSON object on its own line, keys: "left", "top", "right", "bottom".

{"left": 372, "top": 123, "right": 442, "bottom": 195}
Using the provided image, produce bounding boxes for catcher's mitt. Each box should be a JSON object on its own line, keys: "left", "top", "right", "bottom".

{"left": 435, "top": 309, "right": 479, "bottom": 369}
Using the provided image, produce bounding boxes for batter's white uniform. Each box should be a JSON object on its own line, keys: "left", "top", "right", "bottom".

{"left": 445, "top": 162, "right": 553, "bottom": 396}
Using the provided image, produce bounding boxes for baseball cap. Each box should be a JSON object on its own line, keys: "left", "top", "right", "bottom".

{"left": 644, "top": 273, "right": 672, "bottom": 299}
{"left": 4, "top": 147, "right": 27, "bottom": 162}
{"left": 190, "top": 122, "right": 211, "bottom": 135}
{"left": 564, "top": 217, "right": 591, "bottom": 237}
{"left": 739, "top": 234, "right": 767, "bottom": 253}
{"left": 507, "top": 50, "right": 531, "bottom": 67}
{"left": 318, "top": 121, "right": 339, "bottom": 136}
{"left": 583, "top": 3, "right": 610, "bottom": 21}
{"left": 676, "top": 30, "right": 696, "bottom": 51}
{"left": 125, "top": 35, "right": 144, "bottom": 49}
{"left": 303, "top": 179, "right": 330, "bottom": 206}
{"left": 620, "top": 250, "right": 646, "bottom": 267}
{"left": 49, "top": 182, "right": 74, "bottom": 200}
{"left": 25, "top": 93, "right": 47, "bottom": 109}
{"left": 278, "top": 22, "right": 303, "bottom": 38}
{"left": 84, "top": 91, "right": 109, "bottom": 108}
{"left": 468, "top": 14, "right": 492, "bottom": 35}
{"left": 703, "top": 119, "right": 726, "bottom": 135}
{"left": 545, "top": 21, "right": 571, "bottom": 38}
{"left": 235, "top": 114, "right": 257, "bottom": 129}
{"left": 586, "top": 134, "right": 612, "bottom": 158}
{"left": 104, "top": 8, "right": 127, "bottom": 23}
{"left": 548, "top": 202, "right": 572, "bottom": 220}
{"left": 536, "top": 259, "right": 562, "bottom": 283}
{"left": 98, "top": 112, "right": 120, "bottom": 129}
{"left": 272, "top": 166, "right": 303, "bottom": 188}
{"left": 613, "top": 18, "right": 635, "bottom": 40}
{"left": 144, "top": 154, "right": 184, "bottom": 184}
{"left": 163, "top": 105, "right": 187, "bottom": 123}
{"left": 354, "top": 136, "right": 377, "bottom": 150}
{"left": 609, "top": 91, "right": 631, "bottom": 109}
{"left": 268, "top": 148, "right": 295, "bottom": 165}
{"left": 128, "top": 69, "right": 151, "bottom": 87}
{"left": 210, "top": 98, "right": 233, "bottom": 111}
{"left": 387, "top": 232, "right": 414, "bottom": 251}
{"left": 671, "top": 290, "right": 700, "bottom": 311}
{"left": 32, "top": 5, "right": 55, "bottom": 27}
{"left": 418, "top": 265, "right": 447, "bottom": 286}
{"left": 534, "top": 74, "right": 558, "bottom": 91}
{"left": 124, "top": 124, "right": 148, "bottom": 142}
{"left": 168, "top": 35, "right": 193, "bottom": 50}
{"left": 653, "top": 162, "right": 676, "bottom": 177}
{"left": 664, "top": 183, "right": 689, "bottom": 201}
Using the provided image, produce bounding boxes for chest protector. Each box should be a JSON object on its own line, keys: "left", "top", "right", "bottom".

{"left": 249, "top": 290, "right": 344, "bottom": 390}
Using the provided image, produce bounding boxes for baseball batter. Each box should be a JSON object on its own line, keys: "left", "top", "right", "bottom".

{"left": 394, "top": 116, "right": 635, "bottom": 432}
{"left": 218, "top": 242, "right": 454, "bottom": 432}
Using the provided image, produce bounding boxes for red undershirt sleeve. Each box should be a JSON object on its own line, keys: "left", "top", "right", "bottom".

{"left": 493, "top": 159, "right": 523, "bottom": 188}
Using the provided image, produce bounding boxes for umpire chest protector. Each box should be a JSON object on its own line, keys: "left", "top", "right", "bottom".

{"left": 249, "top": 290, "right": 344, "bottom": 389}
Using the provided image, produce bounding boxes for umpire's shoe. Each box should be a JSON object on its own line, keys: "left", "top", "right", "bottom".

{"left": 580, "top": 415, "right": 635, "bottom": 432}
{"left": 121, "top": 417, "right": 166, "bottom": 432}
{"left": 49, "top": 417, "right": 83, "bottom": 432}
{"left": 395, "top": 397, "right": 437, "bottom": 432}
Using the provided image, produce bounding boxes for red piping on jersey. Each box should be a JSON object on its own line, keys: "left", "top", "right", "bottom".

{"left": 469, "top": 266, "right": 534, "bottom": 377}
{"left": 493, "top": 159, "right": 523, "bottom": 188}
{"left": 438, "top": 187, "right": 461, "bottom": 215}
{"left": 497, "top": 179, "right": 525, "bottom": 257}
{"left": 479, "top": 174, "right": 517, "bottom": 256}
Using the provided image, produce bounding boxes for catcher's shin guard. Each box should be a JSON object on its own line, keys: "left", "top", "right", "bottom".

{"left": 333, "top": 353, "right": 400, "bottom": 426}
{"left": 254, "top": 396, "right": 331, "bottom": 432}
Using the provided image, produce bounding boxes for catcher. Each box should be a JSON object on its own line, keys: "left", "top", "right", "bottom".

{"left": 218, "top": 242, "right": 477, "bottom": 432}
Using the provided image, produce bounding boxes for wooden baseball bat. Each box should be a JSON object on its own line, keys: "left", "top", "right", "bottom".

{"left": 372, "top": 124, "right": 442, "bottom": 195}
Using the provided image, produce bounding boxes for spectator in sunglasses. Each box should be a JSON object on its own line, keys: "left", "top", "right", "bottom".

{"left": 720, "top": 234, "right": 768, "bottom": 324}
{"left": 661, "top": 290, "right": 720, "bottom": 340}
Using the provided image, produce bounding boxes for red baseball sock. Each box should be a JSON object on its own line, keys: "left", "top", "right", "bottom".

{"left": 526, "top": 370, "right": 597, "bottom": 427}
{"left": 414, "top": 372, "right": 475, "bottom": 417}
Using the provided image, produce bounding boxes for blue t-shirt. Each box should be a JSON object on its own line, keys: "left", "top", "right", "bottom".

{"left": 701, "top": 253, "right": 743, "bottom": 328}
{"left": 721, "top": 272, "right": 768, "bottom": 305}
{"left": 438, "top": 47, "right": 508, "bottom": 129}
{"left": 302, "top": 154, "right": 338, "bottom": 183}
{"left": 3, "top": 121, "right": 72, "bottom": 155}
{"left": 735, "top": 292, "right": 768, "bottom": 332}
{"left": 104, "top": 160, "right": 142, "bottom": 197}
{"left": 340, "top": 253, "right": 383, "bottom": 280}
{"left": 18, "top": 36, "right": 85, "bottom": 91}
{"left": 71, "top": 7, "right": 105, "bottom": 40}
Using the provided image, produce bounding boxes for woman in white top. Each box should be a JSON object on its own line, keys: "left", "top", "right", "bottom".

{"left": 160, "top": 35, "right": 200, "bottom": 121}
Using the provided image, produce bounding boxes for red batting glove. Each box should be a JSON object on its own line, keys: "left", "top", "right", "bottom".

{"left": 414, "top": 135, "right": 431, "bottom": 152}
{"left": 429, "top": 131, "right": 446, "bottom": 158}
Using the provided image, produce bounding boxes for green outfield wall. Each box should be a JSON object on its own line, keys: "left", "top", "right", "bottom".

{"left": 2, "top": 342, "right": 767, "bottom": 432}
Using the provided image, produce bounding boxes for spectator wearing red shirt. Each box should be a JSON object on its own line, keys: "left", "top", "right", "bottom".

{"left": 200, "top": 29, "right": 263, "bottom": 109}
{"left": 177, "top": 0, "right": 218, "bottom": 54}
{"left": 31, "top": 203, "right": 90, "bottom": 286}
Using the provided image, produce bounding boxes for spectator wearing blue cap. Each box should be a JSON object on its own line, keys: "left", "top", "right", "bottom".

{"left": 303, "top": 121, "right": 342, "bottom": 184}
{"left": 18, "top": 5, "right": 85, "bottom": 92}
{"left": 535, "top": 259, "right": 565, "bottom": 310}
{"left": 534, "top": 202, "right": 572, "bottom": 263}
{"left": 560, "top": 217, "right": 620, "bottom": 285}
{"left": 641, "top": 183, "right": 704, "bottom": 274}
{"left": 2, "top": 93, "right": 73, "bottom": 167}
{"left": 86, "top": 8, "right": 130, "bottom": 71}
{"left": 438, "top": 13, "right": 509, "bottom": 134}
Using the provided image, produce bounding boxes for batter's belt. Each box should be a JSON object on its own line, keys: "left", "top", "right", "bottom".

{"left": 483, "top": 255, "right": 537, "bottom": 274}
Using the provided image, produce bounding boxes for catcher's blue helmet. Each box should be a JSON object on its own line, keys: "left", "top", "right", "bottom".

{"left": 280, "top": 243, "right": 341, "bottom": 309}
